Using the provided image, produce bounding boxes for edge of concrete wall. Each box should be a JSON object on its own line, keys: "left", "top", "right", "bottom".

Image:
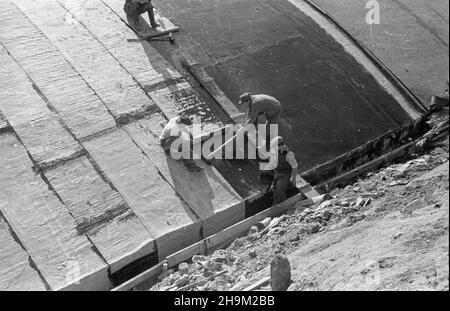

{"left": 296, "top": 0, "right": 428, "bottom": 118}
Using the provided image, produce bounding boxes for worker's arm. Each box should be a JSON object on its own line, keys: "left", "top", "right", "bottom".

{"left": 245, "top": 105, "right": 261, "bottom": 125}
{"left": 286, "top": 151, "right": 298, "bottom": 184}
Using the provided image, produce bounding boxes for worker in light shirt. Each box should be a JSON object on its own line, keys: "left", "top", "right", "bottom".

{"left": 124, "top": 0, "right": 159, "bottom": 29}
{"left": 159, "top": 115, "right": 202, "bottom": 173}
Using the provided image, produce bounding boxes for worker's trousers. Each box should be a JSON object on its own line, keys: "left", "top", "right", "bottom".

{"left": 272, "top": 173, "right": 295, "bottom": 205}
{"left": 259, "top": 171, "right": 296, "bottom": 205}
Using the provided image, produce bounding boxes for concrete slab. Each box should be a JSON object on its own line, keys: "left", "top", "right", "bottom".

{"left": 59, "top": 0, "right": 181, "bottom": 88}
{"left": 0, "top": 46, "right": 83, "bottom": 168}
{"left": 45, "top": 156, "right": 129, "bottom": 231}
{"left": 83, "top": 127, "right": 202, "bottom": 260}
{"left": 59, "top": 0, "right": 221, "bottom": 127}
{"left": 0, "top": 214, "right": 47, "bottom": 291}
{"left": 45, "top": 155, "right": 157, "bottom": 273}
{"left": 0, "top": 133, "right": 111, "bottom": 291}
{"left": 14, "top": 0, "right": 157, "bottom": 123}
{"left": 0, "top": 1, "right": 116, "bottom": 139}
{"left": 146, "top": 81, "right": 221, "bottom": 127}
{"left": 86, "top": 210, "right": 157, "bottom": 274}
{"left": 123, "top": 114, "right": 245, "bottom": 237}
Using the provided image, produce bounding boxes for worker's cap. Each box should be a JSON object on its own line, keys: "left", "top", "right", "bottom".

{"left": 239, "top": 93, "right": 252, "bottom": 105}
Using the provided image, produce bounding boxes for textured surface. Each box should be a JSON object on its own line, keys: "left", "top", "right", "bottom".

{"left": 0, "top": 214, "right": 46, "bottom": 291}
{"left": 0, "top": 0, "right": 240, "bottom": 289}
{"left": 83, "top": 128, "right": 202, "bottom": 260}
{"left": 123, "top": 115, "right": 245, "bottom": 237}
{"left": 60, "top": 0, "right": 221, "bottom": 128}
{"left": 149, "top": 0, "right": 423, "bottom": 168}
{"left": 0, "top": 46, "right": 82, "bottom": 167}
{"left": 0, "top": 133, "right": 111, "bottom": 291}
{"left": 44, "top": 155, "right": 157, "bottom": 273}
{"left": 45, "top": 156, "right": 128, "bottom": 231}
{"left": 0, "top": 0, "right": 432, "bottom": 290}
{"left": 0, "top": 1, "right": 116, "bottom": 140}
{"left": 14, "top": 0, "right": 157, "bottom": 123}
{"left": 313, "top": 0, "right": 449, "bottom": 104}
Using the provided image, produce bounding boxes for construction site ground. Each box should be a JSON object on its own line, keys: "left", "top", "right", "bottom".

{"left": 0, "top": 0, "right": 448, "bottom": 291}
{"left": 150, "top": 109, "right": 449, "bottom": 291}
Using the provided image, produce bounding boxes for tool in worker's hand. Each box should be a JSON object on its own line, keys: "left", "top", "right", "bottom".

{"left": 205, "top": 126, "right": 244, "bottom": 160}
{"left": 127, "top": 34, "right": 175, "bottom": 44}
{"left": 206, "top": 123, "right": 271, "bottom": 161}
{"left": 127, "top": 27, "right": 179, "bottom": 44}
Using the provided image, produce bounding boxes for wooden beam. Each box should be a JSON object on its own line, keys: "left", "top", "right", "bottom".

{"left": 315, "top": 122, "right": 449, "bottom": 191}
{"left": 301, "top": 114, "right": 429, "bottom": 185}
{"left": 111, "top": 260, "right": 167, "bottom": 291}
{"left": 242, "top": 276, "right": 270, "bottom": 291}
{"left": 110, "top": 193, "right": 321, "bottom": 291}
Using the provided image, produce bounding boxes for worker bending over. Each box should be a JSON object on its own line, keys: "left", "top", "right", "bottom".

{"left": 124, "top": 0, "right": 159, "bottom": 29}
{"left": 261, "top": 136, "right": 298, "bottom": 204}
{"left": 239, "top": 93, "right": 282, "bottom": 129}
{"left": 159, "top": 115, "right": 202, "bottom": 173}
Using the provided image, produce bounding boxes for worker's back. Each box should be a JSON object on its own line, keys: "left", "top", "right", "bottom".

{"left": 251, "top": 94, "right": 281, "bottom": 116}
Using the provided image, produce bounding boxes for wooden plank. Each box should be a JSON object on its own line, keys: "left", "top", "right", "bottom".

{"left": 45, "top": 155, "right": 157, "bottom": 273}
{"left": 123, "top": 115, "right": 245, "bottom": 237}
{"left": 0, "top": 133, "right": 111, "bottom": 291}
{"left": 242, "top": 276, "right": 270, "bottom": 291}
{"left": 111, "top": 260, "right": 166, "bottom": 292}
{"left": 83, "top": 127, "right": 202, "bottom": 261}
{"left": 0, "top": 214, "right": 47, "bottom": 291}
{"left": 0, "top": 1, "right": 116, "bottom": 139}
{"left": 315, "top": 123, "right": 449, "bottom": 191}
{"left": 185, "top": 193, "right": 304, "bottom": 257}
{"left": 112, "top": 193, "right": 310, "bottom": 290}
{"left": 296, "top": 175, "right": 320, "bottom": 198}
{"left": 0, "top": 45, "right": 83, "bottom": 168}
{"left": 301, "top": 115, "right": 428, "bottom": 186}
{"left": 15, "top": 0, "right": 157, "bottom": 123}
{"left": 205, "top": 193, "right": 307, "bottom": 251}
